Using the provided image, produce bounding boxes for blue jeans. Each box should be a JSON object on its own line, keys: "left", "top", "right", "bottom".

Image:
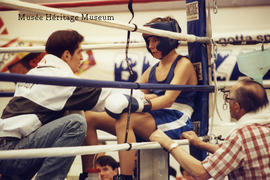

{"left": 0, "top": 113, "right": 87, "bottom": 180}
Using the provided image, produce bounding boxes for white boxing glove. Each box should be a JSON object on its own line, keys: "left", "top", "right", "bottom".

{"left": 104, "top": 91, "right": 152, "bottom": 119}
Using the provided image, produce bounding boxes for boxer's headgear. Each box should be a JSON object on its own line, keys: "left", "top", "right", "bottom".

{"left": 143, "top": 19, "right": 181, "bottom": 58}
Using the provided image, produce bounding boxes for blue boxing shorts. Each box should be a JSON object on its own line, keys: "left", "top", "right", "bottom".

{"left": 150, "top": 105, "right": 193, "bottom": 139}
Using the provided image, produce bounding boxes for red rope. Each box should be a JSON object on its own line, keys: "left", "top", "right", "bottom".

{"left": 0, "top": 0, "right": 182, "bottom": 11}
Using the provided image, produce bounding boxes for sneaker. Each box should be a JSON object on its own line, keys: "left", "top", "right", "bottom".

{"left": 79, "top": 172, "right": 88, "bottom": 180}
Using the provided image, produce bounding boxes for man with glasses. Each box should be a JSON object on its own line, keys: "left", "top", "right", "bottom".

{"left": 149, "top": 78, "right": 270, "bottom": 180}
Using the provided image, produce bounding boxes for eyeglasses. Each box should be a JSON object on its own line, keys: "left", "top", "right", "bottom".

{"left": 223, "top": 93, "right": 236, "bottom": 103}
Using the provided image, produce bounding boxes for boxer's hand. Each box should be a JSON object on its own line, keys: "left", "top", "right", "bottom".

{"left": 104, "top": 93, "right": 152, "bottom": 119}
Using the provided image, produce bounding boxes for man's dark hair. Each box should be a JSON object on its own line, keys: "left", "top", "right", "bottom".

{"left": 45, "top": 30, "right": 84, "bottom": 58}
{"left": 233, "top": 78, "right": 269, "bottom": 113}
{"left": 96, "top": 155, "right": 119, "bottom": 170}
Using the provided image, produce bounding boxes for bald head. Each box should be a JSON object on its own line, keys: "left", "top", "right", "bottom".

{"left": 231, "top": 78, "right": 269, "bottom": 113}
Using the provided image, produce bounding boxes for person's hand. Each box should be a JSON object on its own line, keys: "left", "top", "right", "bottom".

{"left": 149, "top": 129, "right": 166, "bottom": 142}
{"left": 181, "top": 131, "right": 202, "bottom": 147}
{"left": 149, "top": 129, "right": 173, "bottom": 149}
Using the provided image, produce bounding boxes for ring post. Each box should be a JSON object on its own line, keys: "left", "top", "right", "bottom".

{"left": 137, "top": 149, "right": 169, "bottom": 180}
{"left": 186, "top": 0, "right": 209, "bottom": 161}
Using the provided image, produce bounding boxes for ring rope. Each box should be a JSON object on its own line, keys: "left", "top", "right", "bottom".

{"left": 0, "top": 43, "right": 146, "bottom": 53}
{"left": 0, "top": 92, "right": 14, "bottom": 97}
{"left": 0, "top": 140, "right": 189, "bottom": 160}
{"left": 0, "top": 0, "right": 210, "bottom": 43}
{"left": 127, "top": 143, "right": 133, "bottom": 151}
{"left": 0, "top": 72, "right": 215, "bottom": 92}
{"left": 1, "top": 37, "right": 268, "bottom": 53}
{"left": 124, "top": 0, "right": 136, "bottom": 143}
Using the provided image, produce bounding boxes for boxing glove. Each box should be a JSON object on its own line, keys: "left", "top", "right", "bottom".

{"left": 104, "top": 92, "right": 152, "bottom": 119}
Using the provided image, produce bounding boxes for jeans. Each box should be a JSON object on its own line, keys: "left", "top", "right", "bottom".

{"left": 0, "top": 113, "right": 87, "bottom": 180}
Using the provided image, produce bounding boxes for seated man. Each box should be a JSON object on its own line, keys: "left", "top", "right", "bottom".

{"left": 150, "top": 78, "right": 270, "bottom": 179}
{"left": 81, "top": 17, "right": 197, "bottom": 179}
{"left": 111, "top": 16, "right": 197, "bottom": 180}
{"left": 0, "top": 30, "right": 115, "bottom": 180}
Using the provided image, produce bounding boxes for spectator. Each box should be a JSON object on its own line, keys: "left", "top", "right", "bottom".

{"left": 95, "top": 155, "right": 119, "bottom": 180}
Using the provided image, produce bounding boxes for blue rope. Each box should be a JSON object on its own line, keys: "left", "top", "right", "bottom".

{"left": 0, "top": 92, "right": 14, "bottom": 97}
{"left": 0, "top": 72, "right": 215, "bottom": 91}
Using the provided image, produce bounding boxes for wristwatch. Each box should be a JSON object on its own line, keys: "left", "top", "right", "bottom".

{"left": 168, "top": 142, "right": 179, "bottom": 153}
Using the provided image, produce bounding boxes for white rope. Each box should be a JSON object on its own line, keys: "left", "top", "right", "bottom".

{"left": 0, "top": 0, "right": 209, "bottom": 43}
{"left": 0, "top": 140, "right": 189, "bottom": 159}
{"left": 97, "top": 134, "right": 116, "bottom": 141}
{"left": 0, "top": 43, "right": 146, "bottom": 53}
{"left": 1, "top": 32, "right": 269, "bottom": 46}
